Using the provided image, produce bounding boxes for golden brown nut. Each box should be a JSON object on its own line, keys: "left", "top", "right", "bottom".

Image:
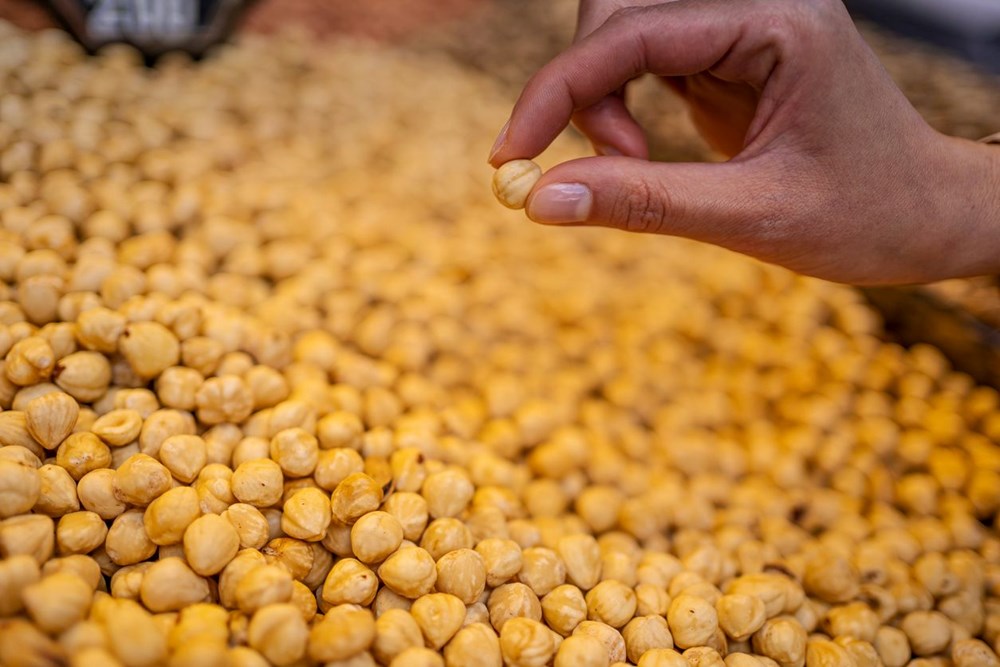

{"left": 492, "top": 160, "right": 542, "bottom": 210}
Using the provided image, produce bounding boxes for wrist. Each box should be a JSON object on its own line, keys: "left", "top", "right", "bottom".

{"left": 920, "top": 132, "right": 1000, "bottom": 280}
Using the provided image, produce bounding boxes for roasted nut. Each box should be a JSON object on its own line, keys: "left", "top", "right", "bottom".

{"left": 435, "top": 548, "right": 487, "bottom": 605}
{"left": 282, "top": 487, "right": 332, "bottom": 542}
{"left": 445, "top": 622, "right": 502, "bottom": 667}
{"left": 558, "top": 534, "right": 602, "bottom": 591}
{"left": 900, "top": 610, "right": 952, "bottom": 656}
{"left": 0, "top": 458, "right": 40, "bottom": 518}
{"left": 411, "top": 593, "right": 466, "bottom": 649}
{"left": 420, "top": 517, "right": 473, "bottom": 560}
{"left": 668, "top": 594, "right": 719, "bottom": 649}
{"left": 636, "top": 648, "right": 688, "bottom": 667}
{"left": 635, "top": 583, "right": 670, "bottom": 617}
{"left": 717, "top": 594, "right": 767, "bottom": 642}
{"left": 270, "top": 428, "right": 319, "bottom": 478}
{"left": 53, "top": 351, "right": 112, "bottom": 402}
{"left": 231, "top": 458, "right": 284, "bottom": 508}
{"left": 32, "top": 464, "right": 79, "bottom": 517}
{"left": 332, "top": 472, "right": 384, "bottom": 525}
{"left": 158, "top": 434, "right": 207, "bottom": 483}
{"left": 422, "top": 467, "right": 474, "bottom": 518}
{"left": 378, "top": 546, "right": 437, "bottom": 599}
{"left": 499, "top": 617, "right": 555, "bottom": 667}
{"left": 24, "top": 391, "right": 78, "bottom": 448}
{"left": 308, "top": 604, "right": 376, "bottom": 663}
{"left": 586, "top": 580, "right": 638, "bottom": 629}
{"left": 321, "top": 557, "right": 378, "bottom": 607}
{"left": 236, "top": 564, "right": 294, "bottom": 613}
{"left": 0, "top": 554, "right": 40, "bottom": 615}
{"left": 183, "top": 513, "right": 240, "bottom": 575}
{"left": 486, "top": 583, "right": 542, "bottom": 636}
{"left": 317, "top": 411, "right": 363, "bottom": 450}
{"left": 951, "top": 638, "right": 1000, "bottom": 667}
{"left": 751, "top": 617, "right": 808, "bottom": 667}
{"left": 622, "top": 615, "right": 674, "bottom": 663}
{"left": 196, "top": 375, "right": 254, "bottom": 425}
{"left": 542, "top": 584, "right": 588, "bottom": 636}
{"left": 119, "top": 321, "right": 180, "bottom": 379}
{"left": 821, "top": 601, "right": 879, "bottom": 643}
{"left": 382, "top": 492, "right": 429, "bottom": 543}
{"left": 554, "top": 634, "right": 609, "bottom": 667}
{"left": 112, "top": 453, "right": 171, "bottom": 506}
{"left": 248, "top": 603, "right": 309, "bottom": 666}
{"left": 56, "top": 432, "right": 112, "bottom": 481}
{"left": 572, "top": 621, "right": 626, "bottom": 664}
{"left": 77, "top": 468, "right": 126, "bottom": 519}
{"left": 91, "top": 409, "right": 142, "bottom": 446}
{"left": 99, "top": 598, "right": 169, "bottom": 666}
{"left": 390, "top": 647, "right": 445, "bottom": 667}
{"left": 75, "top": 307, "right": 125, "bottom": 353}
{"left": 492, "top": 160, "right": 542, "bottom": 210}
{"left": 56, "top": 511, "right": 108, "bottom": 554}
{"left": 373, "top": 608, "right": 423, "bottom": 663}
{"left": 803, "top": 556, "right": 859, "bottom": 604}
{"left": 872, "top": 625, "right": 909, "bottom": 667}
{"left": 104, "top": 510, "right": 156, "bottom": 565}
{"left": 6, "top": 337, "right": 56, "bottom": 386}
{"left": 477, "top": 537, "right": 524, "bottom": 588}
{"left": 223, "top": 503, "right": 270, "bottom": 550}
{"left": 22, "top": 571, "right": 92, "bottom": 634}
{"left": 138, "top": 557, "right": 210, "bottom": 612}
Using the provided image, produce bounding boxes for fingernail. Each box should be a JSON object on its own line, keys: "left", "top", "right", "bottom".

{"left": 595, "top": 143, "right": 622, "bottom": 156}
{"left": 488, "top": 120, "right": 510, "bottom": 163}
{"left": 527, "top": 183, "right": 592, "bottom": 224}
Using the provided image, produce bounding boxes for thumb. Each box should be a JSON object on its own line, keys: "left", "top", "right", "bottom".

{"left": 524, "top": 156, "right": 785, "bottom": 249}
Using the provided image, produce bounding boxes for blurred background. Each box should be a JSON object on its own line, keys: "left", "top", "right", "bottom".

{"left": 0, "top": 1, "right": 998, "bottom": 75}
{"left": 846, "top": 0, "right": 1000, "bottom": 74}
{"left": 0, "top": 1, "right": 995, "bottom": 136}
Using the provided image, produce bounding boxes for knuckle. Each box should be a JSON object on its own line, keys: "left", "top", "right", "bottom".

{"left": 606, "top": 4, "right": 652, "bottom": 27}
{"left": 755, "top": 8, "right": 795, "bottom": 45}
{"left": 754, "top": 0, "right": 827, "bottom": 44}
{"left": 611, "top": 180, "right": 671, "bottom": 234}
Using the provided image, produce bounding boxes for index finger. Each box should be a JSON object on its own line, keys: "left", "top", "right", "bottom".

{"left": 489, "top": 0, "right": 759, "bottom": 167}
{"left": 575, "top": 0, "right": 684, "bottom": 41}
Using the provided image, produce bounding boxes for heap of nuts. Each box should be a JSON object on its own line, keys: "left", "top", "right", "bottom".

{"left": 0, "top": 19, "right": 998, "bottom": 667}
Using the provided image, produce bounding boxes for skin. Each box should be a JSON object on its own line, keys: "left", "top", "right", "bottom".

{"left": 488, "top": 0, "right": 1000, "bottom": 285}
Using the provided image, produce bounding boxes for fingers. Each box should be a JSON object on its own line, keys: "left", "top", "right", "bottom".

{"left": 575, "top": 0, "right": 681, "bottom": 41}
{"left": 572, "top": 1, "right": 670, "bottom": 159}
{"left": 489, "top": 0, "right": 778, "bottom": 167}
{"left": 571, "top": 95, "right": 649, "bottom": 158}
{"left": 523, "top": 155, "right": 789, "bottom": 252}
{"left": 574, "top": 0, "right": 628, "bottom": 40}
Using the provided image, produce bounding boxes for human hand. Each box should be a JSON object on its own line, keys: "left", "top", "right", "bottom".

{"left": 570, "top": 0, "right": 756, "bottom": 158}
{"left": 489, "top": 0, "right": 1000, "bottom": 285}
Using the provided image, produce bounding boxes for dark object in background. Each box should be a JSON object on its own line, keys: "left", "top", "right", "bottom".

{"left": 846, "top": 0, "right": 1000, "bottom": 74}
{"left": 46, "top": 0, "right": 251, "bottom": 57}
{"left": 863, "top": 286, "right": 1000, "bottom": 388}
{"left": 33, "top": 1, "right": 483, "bottom": 55}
